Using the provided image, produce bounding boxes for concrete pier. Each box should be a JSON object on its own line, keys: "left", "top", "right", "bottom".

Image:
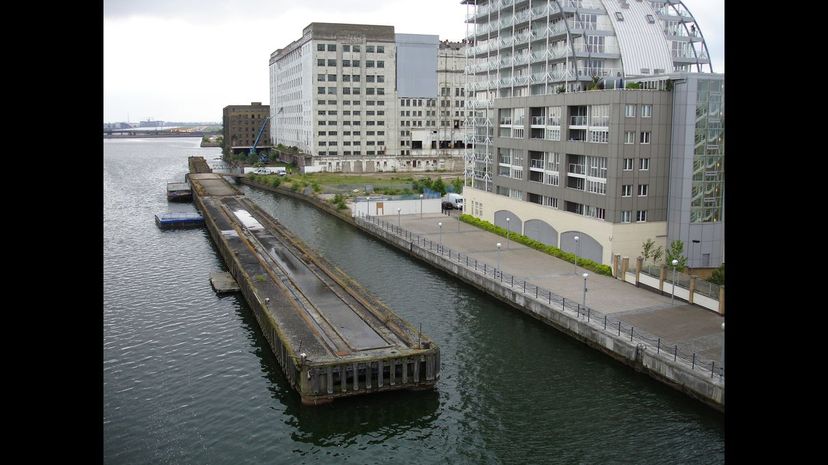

{"left": 187, "top": 159, "right": 439, "bottom": 405}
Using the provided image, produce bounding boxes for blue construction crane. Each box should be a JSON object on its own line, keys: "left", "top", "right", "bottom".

{"left": 250, "top": 115, "right": 272, "bottom": 162}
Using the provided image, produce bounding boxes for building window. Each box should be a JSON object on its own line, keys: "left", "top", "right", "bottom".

{"left": 327, "top": 44, "right": 336, "bottom": 51}
{"left": 378, "top": 61, "right": 384, "bottom": 68}
{"left": 318, "top": 87, "right": 325, "bottom": 94}
{"left": 639, "top": 158, "right": 650, "bottom": 170}
{"left": 342, "top": 59, "right": 351, "bottom": 67}
{"left": 636, "top": 210, "right": 648, "bottom": 222}
{"left": 366, "top": 60, "right": 375, "bottom": 68}
{"left": 366, "top": 45, "right": 375, "bottom": 53}
{"left": 621, "top": 211, "right": 631, "bottom": 223}
{"left": 640, "top": 131, "right": 651, "bottom": 144}
{"left": 638, "top": 184, "right": 649, "bottom": 196}
{"left": 317, "top": 59, "right": 325, "bottom": 66}
{"left": 624, "top": 131, "right": 635, "bottom": 144}
{"left": 623, "top": 158, "right": 634, "bottom": 171}
{"left": 622, "top": 185, "right": 632, "bottom": 197}
{"left": 327, "top": 59, "right": 336, "bottom": 66}
{"left": 641, "top": 104, "right": 652, "bottom": 118}
{"left": 625, "top": 104, "right": 636, "bottom": 117}
{"left": 353, "top": 45, "right": 360, "bottom": 52}
{"left": 377, "top": 46, "right": 384, "bottom": 53}
{"left": 317, "top": 44, "right": 325, "bottom": 51}
{"left": 343, "top": 45, "right": 350, "bottom": 52}
{"left": 353, "top": 60, "right": 360, "bottom": 67}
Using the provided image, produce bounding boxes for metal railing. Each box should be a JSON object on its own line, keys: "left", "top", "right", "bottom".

{"left": 640, "top": 262, "right": 721, "bottom": 300}
{"left": 354, "top": 213, "right": 724, "bottom": 381}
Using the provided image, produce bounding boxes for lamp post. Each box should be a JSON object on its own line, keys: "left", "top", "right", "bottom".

{"left": 366, "top": 196, "right": 371, "bottom": 218}
{"left": 420, "top": 193, "right": 424, "bottom": 219}
{"left": 438, "top": 221, "right": 443, "bottom": 251}
{"left": 582, "top": 272, "right": 589, "bottom": 308}
{"left": 506, "top": 217, "right": 511, "bottom": 249}
{"left": 573, "top": 235, "right": 580, "bottom": 274}
{"left": 497, "top": 242, "right": 502, "bottom": 278}
{"left": 397, "top": 208, "right": 401, "bottom": 228}
{"left": 721, "top": 321, "right": 725, "bottom": 369}
{"left": 671, "top": 258, "right": 679, "bottom": 305}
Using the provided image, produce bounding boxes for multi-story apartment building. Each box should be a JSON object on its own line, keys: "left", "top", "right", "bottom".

{"left": 222, "top": 101, "right": 271, "bottom": 155}
{"left": 461, "top": 0, "right": 723, "bottom": 269}
{"left": 269, "top": 23, "right": 469, "bottom": 173}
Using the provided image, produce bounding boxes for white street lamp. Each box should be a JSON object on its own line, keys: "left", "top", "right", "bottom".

{"left": 438, "top": 221, "right": 443, "bottom": 251}
{"left": 496, "top": 242, "right": 502, "bottom": 278}
{"left": 397, "top": 208, "right": 401, "bottom": 227}
{"left": 671, "top": 258, "right": 679, "bottom": 305}
{"left": 574, "top": 235, "right": 580, "bottom": 274}
{"left": 506, "top": 217, "right": 511, "bottom": 249}
{"left": 420, "top": 193, "right": 424, "bottom": 219}
{"left": 582, "top": 272, "right": 589, "bottom": 308}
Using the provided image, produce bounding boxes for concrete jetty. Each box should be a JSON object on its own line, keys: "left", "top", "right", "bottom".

{"left": 187, "top": 157, "right": 439, "bottom": 405}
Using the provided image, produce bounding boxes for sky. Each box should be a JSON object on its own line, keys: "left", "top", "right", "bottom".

{"left": 104, "top": 0, "right": 724, "bottom": 123}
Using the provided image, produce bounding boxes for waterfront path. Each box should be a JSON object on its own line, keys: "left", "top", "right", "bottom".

{"left": 395, "top": 211, "right": 724, "bottom": 365}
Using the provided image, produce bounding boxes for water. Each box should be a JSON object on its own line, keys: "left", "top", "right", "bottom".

{"left": 104, "top": 138, "right": 724, "bottom": 464}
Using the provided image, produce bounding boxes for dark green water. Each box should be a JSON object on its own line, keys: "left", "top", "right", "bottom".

{"left": 104, "top": 138, "right": 724, "bottom": 464}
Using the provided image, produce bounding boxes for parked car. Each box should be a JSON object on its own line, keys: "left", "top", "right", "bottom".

{"left": 442, "top": 201, "right": 455, "bottom": 210}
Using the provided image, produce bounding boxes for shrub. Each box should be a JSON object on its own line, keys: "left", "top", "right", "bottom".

{"left": 459, "top": 214, "right": 613, "bottom": 276}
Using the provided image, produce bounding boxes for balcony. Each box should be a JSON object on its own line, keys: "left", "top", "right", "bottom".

{"left": 531, "top": 115, "right": 546, "bottom": 126}
{"left": 569, "top": 115, "right": 588, "bottom": 126}
{"left": 529, "top": 158, "right": 545, "bottom": 170}
{"left": 568, "top": 163, "right": 585, "bottom": 176}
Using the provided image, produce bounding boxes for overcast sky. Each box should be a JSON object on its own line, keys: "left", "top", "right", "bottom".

{"left": 104, "top": 0, "right": 724, "bottom": 123}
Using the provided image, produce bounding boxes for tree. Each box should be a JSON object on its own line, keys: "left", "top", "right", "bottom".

{"left": 432, "top": 178, "right": 447, "bottom": 196}
{"left": 451, "top": 177, "right": 464, "bottom": 194}
{"left": 652, "top": 246, "right": 664, "bottom": 266}
{"left": 665, "top": 240, "right": 687, "bottom": 271}
{"left": 709, "top": 262, "right": 725, "bottom": 285}
{"left": 641, "top": 238, "right": 656, "bottom": 262}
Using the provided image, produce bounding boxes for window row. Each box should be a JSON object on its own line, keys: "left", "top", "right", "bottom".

{"left": 624, "top": 104, "right": 653, "bottom": 118}
{"left": 316, "top": 44, "right": 385, "bottom": 53}
{"left": 318, "top": 120, "right": 385, "bottom": 126}
{"left": 317, "top": 100, "right": 386, "bottom": 106}
{"left": 620, "top": 210, "right": 648, "bottom": 223}
{"left": 317, "top": 110, "right": 385, "bottom": 116}
{"left": 317, "top": 131, "right": 385, "bottom": 136}
{"left": 621, "top": 184, "right": 649, "bottom": 197}
{"left": 317, "top": 74, "right": 386, "bottom": 83}
{"left": 622, "top": 158, "right": 650, "bottom": 170}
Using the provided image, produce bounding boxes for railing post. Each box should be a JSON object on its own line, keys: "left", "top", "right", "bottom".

{"left": 659, "top": 265, "right": 667, "bottom": 294}
{"left": 692, "top": 353, "right": 696, "bottom": 369}
{"left": 618, "top": 321, "right": 621, "bottom": 336}
{"left": 535, "top": 286, "right": 538, "bottom": 298}
{"left": 657, "top": 338, "right": 660, "bottom": 354}
{"left": 524, "top": 281, "right": 526, "bottom": 293}
{"left": 674, "top": 345, "right": 678, "bottom": 361}
{"left": 548, "top": 290, "right": 551, "bottom": 304}
{"left": 711, "top": 361, "right": 715, "bottom": 378}
{"left": 688, "top": 275, "right": 697, "bottom": 304}
{"left": 510, "top": 275, "right": 513, "bottom": 286}
{"left": 630, "top": 327, "right": 634, "bottom": 341}
{"left": 635, "top": 256, "right": 643, "bottom": 287}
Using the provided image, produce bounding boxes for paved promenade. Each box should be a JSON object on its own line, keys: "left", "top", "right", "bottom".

{"left": 393, "top": 211, "right": 724, "bottom": 364}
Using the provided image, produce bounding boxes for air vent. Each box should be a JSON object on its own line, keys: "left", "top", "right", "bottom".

{"left": 640, "top": 68, "right": 650, "bottom": 74}
{"left": 615, "top": 12, "right": 624, "bottom": 21}
{"left": 646, "top": 14, "right": 655, "bottom": 23}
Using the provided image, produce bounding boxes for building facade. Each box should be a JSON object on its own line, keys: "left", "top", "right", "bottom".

{"left": 222, "top": 102, "right": 271, "bottom": 154}
{"left": 269, "top": 24, "right": 469, "bottom": 173}
{"left": 461, "top": 0, "right": 722, "bottom": 268}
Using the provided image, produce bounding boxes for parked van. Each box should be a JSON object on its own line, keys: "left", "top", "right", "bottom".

{"left": 274, "top": 166, "right": 287, "bottom": 176}
{"left": 444, "top": 193, "right": 464, "bottom": 210}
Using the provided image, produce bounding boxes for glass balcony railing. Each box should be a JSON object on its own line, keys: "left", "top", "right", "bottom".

{"left": 570, "top": 115, "right": 588, "bottom": 126}
{"left": 568, "top": 163, "right": 585, "bottom": 175}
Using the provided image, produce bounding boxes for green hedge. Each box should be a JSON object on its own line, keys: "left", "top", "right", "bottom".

{"left": 459, "top": 214, "right": 613, "bottom": 276}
